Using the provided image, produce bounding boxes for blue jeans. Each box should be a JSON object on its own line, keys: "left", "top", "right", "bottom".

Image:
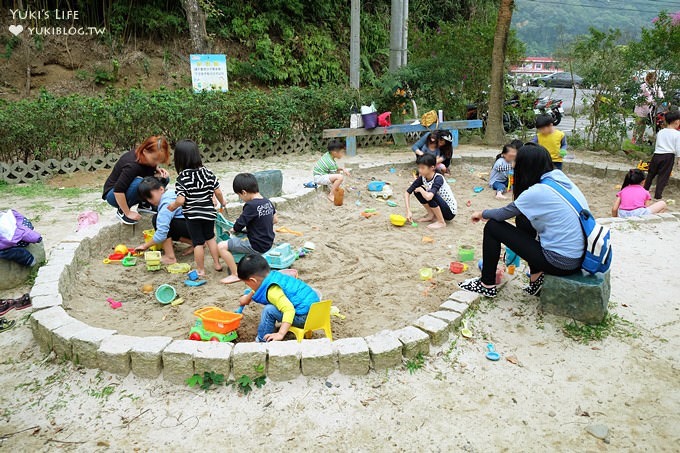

{"left": 492, "top": 181, "right": 507, "bottom": 192}
{"left": 0, "top": 247, "right": 35, "bottom": 266}
{"left": 105, "top": 177, "right": 143, "bottom": 209}
{"left": 105, "top": 176, "right": 169, "bottom": 209}
{"left": 256, "top": 304, "right": 307, "bottom": 342}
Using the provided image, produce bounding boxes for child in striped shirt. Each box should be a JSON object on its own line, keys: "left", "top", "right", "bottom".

{"left": 168, "top": 139, "right": 227, "bottom": 277}
{"left": 313, "top": 140, "right": 351, "bottom": 202}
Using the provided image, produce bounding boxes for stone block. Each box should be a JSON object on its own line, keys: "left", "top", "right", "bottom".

{"left": 29, "top": 281, "right": 59, "bottom": 299}
{"left": 597, "top": 217, "right": 627, "bottom": 226}
{"left": 51, "top": 319, "right": 91, "bottom": 360}
{"left": 130, "top": 336, "right": 172, "bottom": 379}
{"left": 30, "top": 306, "right": 76, "bottom": 353}
{"left": 392, "top": 326, "right": 430, "bottom": 359}
{"left": 194, "top": 342, "right": 233, "bottom": 377}
{"left": 267, "top": 341, "right": 301, "bottom": 381}
{"left": 440, "top": 299, "right": 470, "bottom": 314}
{"left": 365, "top": 331, "right": 403, "bottom": 370}
{"left": 162, "top": 340, "right": 201, "bottom": 384}
{"left": 71, "top": 327, "right": 117, "bottom": 368}
{"left": 300, "top": 339, "right": 336, "bottom": 377}
{"left": 254, "top": 169, "right": 283, "bottom": 199}
{"left": 34, "top": 264, "right": 63, "bottom": 284}
{"left": 0, "top": 242, "right": 45, "bottom": 290}
{"left": 657, "top": 213, "right": 678, "bottom": 222}
{"left": 448, "top": 291, "right": 480, "bottom": 306}
{"left": 333, "top": 338, "right": 370, "bottom": 375}
{"left": 232, "top": 342, "right": 267, "bottom": 378}
{"left": 30, "top": 293, "right": 63, "bottom": 310}
{"left": 640, "top": 214, "right": 662, "bottom": 223}
{"left": 429, "top": 310, "right": 463, "bottom": 327}
{"left": 97, "top": 335, "right": 140, "bottom": 376}
{"left": 592, "top": 163, "right": 608, "bottom": 178}
{"left": 540, "top": 271, "right": 611, "bottom": 324}
{"left": 413, "top": 315, "right": 450, "bottom": 346}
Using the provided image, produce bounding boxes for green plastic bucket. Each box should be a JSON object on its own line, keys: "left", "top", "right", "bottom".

{"left": 155, "top": 284, "right": 177, "bottom": 305}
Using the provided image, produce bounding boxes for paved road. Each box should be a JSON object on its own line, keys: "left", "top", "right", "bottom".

{"left": 525, "top": 86, "right": 595, "bottom": 113}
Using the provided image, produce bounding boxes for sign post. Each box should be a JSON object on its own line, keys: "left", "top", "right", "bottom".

{"left": 190, "top": 54, "right": 229, "bottom": 92}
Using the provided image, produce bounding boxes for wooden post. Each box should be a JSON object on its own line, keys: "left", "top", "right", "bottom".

{"left": 389, "top": 0, "right": 402, "bottom": 72}
{"left": 350, "top": 0, "right": 360, "bottom": 89}
{"left": 346, "top": 137, "right": 357, "bottom": 157}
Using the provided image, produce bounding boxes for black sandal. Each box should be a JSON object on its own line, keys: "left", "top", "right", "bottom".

{"left": 523, "top": 273, "right": 545, "bottom": 297}
{"left": 459, "top": 278, "right": 498, "bottom": 298}
{"left": 0, "top": 318, "right": 16, "bottom": 333}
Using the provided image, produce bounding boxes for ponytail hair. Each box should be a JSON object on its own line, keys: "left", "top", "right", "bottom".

{"left": 622, "top": 168, "right": 646, "bottom": 189}
{"left": 494, "top": 141, "right": 522, "bottom": 162}
{"left": 135, "top": 135, "right": 170, "bottom": 166}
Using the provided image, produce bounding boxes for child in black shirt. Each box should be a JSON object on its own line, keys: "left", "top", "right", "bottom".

{"left": 219, "top": 173, "right": 277, "bottom": 284}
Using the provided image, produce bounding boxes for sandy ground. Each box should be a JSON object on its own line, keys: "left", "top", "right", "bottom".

{"left": 62, "top": 159, "right": 663, "bottom": 343}
{"left": 1, "top": 148, "right": 679, "bottom": 451}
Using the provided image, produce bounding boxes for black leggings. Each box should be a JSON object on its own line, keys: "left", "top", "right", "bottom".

{"left": 481, "top": 216, "right": 579, "bottom": 286}
{"left": 644, "top": 152, "right": 674, "bottom": 199}
{"left": 414, "top": 191, "right": 455, "bottom": 221}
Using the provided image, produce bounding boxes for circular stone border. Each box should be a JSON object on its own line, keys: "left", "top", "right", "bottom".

{"left": 27, "top": 156, "right": 680, "bottom": 383}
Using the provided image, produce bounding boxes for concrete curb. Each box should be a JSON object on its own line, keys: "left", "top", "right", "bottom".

{"left": 27, "top": 157, "right": 679, "bottom": 383}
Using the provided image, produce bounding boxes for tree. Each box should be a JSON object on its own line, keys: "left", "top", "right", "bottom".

{"left": 485, "top": 0, "right": 515, "bottom": 145}
{"left": 181, "top": 0, "right": 209, "bottom": 53}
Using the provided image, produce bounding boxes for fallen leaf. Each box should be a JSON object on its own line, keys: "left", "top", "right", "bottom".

{"left": 506, "top": 355, "right": 519, "bottom": 365}
{"left": 421, "top": 236, "right": 435, "bottom": 244}
{"left": 97, "top": 441, "right": 110, "bottom": 447}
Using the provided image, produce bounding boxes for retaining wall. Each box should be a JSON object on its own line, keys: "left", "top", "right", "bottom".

{"left": 27, "top": 156, "right": 678, "bottom": 383}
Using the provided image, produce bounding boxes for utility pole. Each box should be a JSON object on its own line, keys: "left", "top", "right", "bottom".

{"left": 350, "top": 0, "right": 360, "bottom": 88}
{"left": 389, "top": 0, "right": 403, "bottom": 71}
{"left": 401, "top": 0, "right": 408, "bottom": 66}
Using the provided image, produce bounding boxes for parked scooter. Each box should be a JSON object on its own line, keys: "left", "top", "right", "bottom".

{"left": 532, "top": 96, "right": 564, "bottom": 126}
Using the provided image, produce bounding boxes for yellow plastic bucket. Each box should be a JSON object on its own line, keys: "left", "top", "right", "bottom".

{"left": 143, "top": 229, "right": 162, "bottom": 251}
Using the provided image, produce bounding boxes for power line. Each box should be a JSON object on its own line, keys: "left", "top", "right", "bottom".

{"left": 524, "top": 0, "right": 672, "bottom": 14}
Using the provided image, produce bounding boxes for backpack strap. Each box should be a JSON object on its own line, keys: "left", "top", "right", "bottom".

{"left": 541, "top": 179, "right": 583, "bottom": 215}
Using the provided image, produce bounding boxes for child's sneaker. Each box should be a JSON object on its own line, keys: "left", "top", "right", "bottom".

{"left": 459, "top": 278, "right": 497, "bottom": 298}
{"left": 12, "top": 294, "right": 31, "bottom": 311}
{"left": 523, "top": 273, "right": 545, "bottom": 297}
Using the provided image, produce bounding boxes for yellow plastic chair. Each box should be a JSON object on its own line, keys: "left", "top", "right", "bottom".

{"left": 289, "top": 300, "right": 333, "bottom": 342}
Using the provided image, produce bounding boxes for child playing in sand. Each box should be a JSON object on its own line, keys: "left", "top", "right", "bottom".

{"left": 134, "top": 177, "right": 194, "bottom": 264}
{"left": 531, "top": 114, "right": 567, "bottom": 169}
{"left": 412, "top": 132, "right": 447, "bottom": 173}
{"left": 644, "top": 111, "right": 680, "bottom": 200}
{"left": 404, "top": 153, "right": 458, "bottom": 229}
{"left": 167, "top": 139, "right": 227, "bottom": 277}
{"left": 612, "top": 169, "right": 667, "bottom": 218}
{"left": 219, "top": 173, "right": 277, "bottom": 284}
{"left": 313, "top": 140, "right": 351, "bottom": 202}
{"left": 488, "top": 140, "right": 520, "bottom": 199}
{"left": 236, "top": 254, "right": 320, "bottom": 342}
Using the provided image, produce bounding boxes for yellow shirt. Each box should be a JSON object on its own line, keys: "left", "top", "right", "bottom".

{"left": 536, "top": 129, "right": 566, "bottom": 163}
{"left": 266, "top": 285, "right": 296, "bottom": 324}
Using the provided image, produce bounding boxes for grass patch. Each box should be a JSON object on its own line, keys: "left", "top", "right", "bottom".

{"left": 563, "top": 313, "right": 640, "bottom": 344}
{"left": 0, "top": 181, "right": 96, "bottom": 199}
{"left": 405, "top": 353, "right": 425, "bottom": 374}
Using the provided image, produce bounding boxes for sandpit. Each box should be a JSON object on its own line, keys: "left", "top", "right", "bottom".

{"left": 64, "top": 162, "right": 674, "bottom": 342}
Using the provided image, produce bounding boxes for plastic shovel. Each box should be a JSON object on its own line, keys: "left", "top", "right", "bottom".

{"left": 485, "top": 343, "right": 500, "bottom": 361}
{"left": 460, "top": 320, "right": 472, "bottom": 339}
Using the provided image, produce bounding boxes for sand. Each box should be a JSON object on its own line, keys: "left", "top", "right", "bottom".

{"left": 0, "top": 147, "right": 678, "bottom": 451}
{"left": 64, "top": 159, "right": 661, "bottom": 342}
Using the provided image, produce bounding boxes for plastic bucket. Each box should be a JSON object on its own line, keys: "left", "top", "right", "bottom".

{"left": 450, "top": 262, "right": 465, "bottom": 274}
{"left": 419, "top": 267, "right": 433, "bottom": 280}
{"left": 143, "top": 229, "right": 162, "bottom": 251}
{"left": 362, "top": 112, "right": 378, "bottom": 130}
{"left": 155, "top": 284, "right": 177, "bottom": 305}
{"left": 458, "top": 245, "right": 475, "bottom": 262}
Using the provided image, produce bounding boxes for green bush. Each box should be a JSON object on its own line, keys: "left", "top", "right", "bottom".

{"left": 0, "top": 86, "right": 371, "bottom": 162}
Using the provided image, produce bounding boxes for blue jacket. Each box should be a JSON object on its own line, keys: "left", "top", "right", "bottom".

{"left": 252, "top": 271, "right": 319, "bottom": 315}
{"left": 152, "top": 190, "right": 184, "bottom": 243}
{"left": 514, "top": 170, "right": 588, "bottom": 259}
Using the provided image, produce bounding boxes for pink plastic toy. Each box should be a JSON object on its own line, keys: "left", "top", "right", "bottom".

{"left": 106, "top": 297, "right": 122, "bottom": 309}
